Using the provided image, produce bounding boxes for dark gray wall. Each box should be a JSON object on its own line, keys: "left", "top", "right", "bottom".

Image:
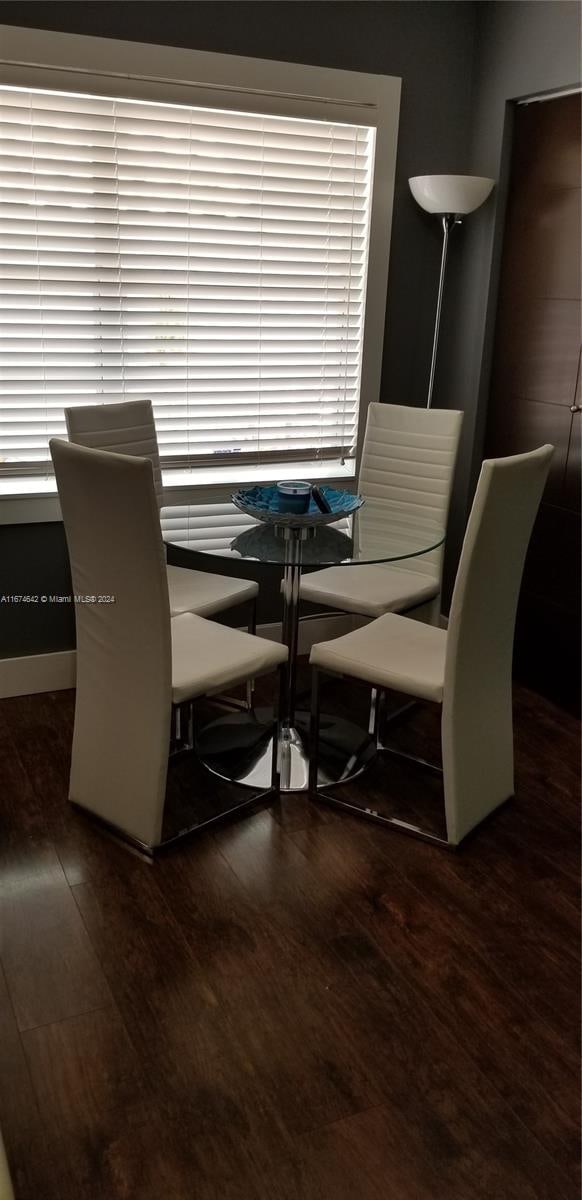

{"left": 443, "top": 0, "right": 581, "bottom": 595}
{"left": 0, "top": 524, "right": 75, "bottom": 657}
{"left": 0, "top": 0, "right": 479, "bottom": 653}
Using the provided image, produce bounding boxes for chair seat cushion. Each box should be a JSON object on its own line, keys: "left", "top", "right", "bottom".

{"left": 171, "top": 613, "right": 287, "bottom": 704}
{"left": 310, "top": 612, "right": 446, "bottom": 702}
{"left": 299, "top": 565, "right": 439, "bottom": 617}
{"left": 167, "top": 564, "right": 258, "bottom": 618}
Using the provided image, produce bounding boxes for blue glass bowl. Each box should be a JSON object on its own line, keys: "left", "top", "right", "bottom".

{"left": 232, "top": 484, "right": 364, "bottom": 527}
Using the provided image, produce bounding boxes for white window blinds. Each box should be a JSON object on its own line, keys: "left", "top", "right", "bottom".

{"left": 160, "top": 501, "right": 351, "bottom": 553}
{"left": 0, "top": 84, "right": 374, "bottom": 476}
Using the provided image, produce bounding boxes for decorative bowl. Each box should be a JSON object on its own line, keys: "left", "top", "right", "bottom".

{"left": 232, "top": 484, "right": 364, "bottom": 527}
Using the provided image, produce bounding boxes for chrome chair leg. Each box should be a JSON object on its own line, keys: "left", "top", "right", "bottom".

{"left": 209, "top": 598, "right": 258, "bottom": 715}
{"left": 368, "top": 686, "right": 383, "bottom": 743}
{"left": 184, "top": 700, "right": 194, "bottom": 751}
{"left": 169, "top": 700, "right": 194, "bottom": 757}
{"left": 246, "top": 596, "right": 257, "bottom": 711}
{"left": 272, "top": 663, "right": 284, "bottom": 792}
{"left": 365, "top": 597, "right": 436, "bottom": 738}
{"left": 310, "top": 669, "right": 453, "bottom": 849}
{"left": 308, "top": 668, "right": 320, "bottom": 799}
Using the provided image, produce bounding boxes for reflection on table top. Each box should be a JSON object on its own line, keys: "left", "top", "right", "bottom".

{"left": 162, "top": 499, "right": 445, "bottom": 567}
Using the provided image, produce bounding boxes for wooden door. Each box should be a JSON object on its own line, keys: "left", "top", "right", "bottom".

{"left": 485, "top": 93, "right": 581, "bottom": 713}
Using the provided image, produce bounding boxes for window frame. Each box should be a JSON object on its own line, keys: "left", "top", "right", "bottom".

{"left": 0, "top": 23, "right": 401, "bottom": 523}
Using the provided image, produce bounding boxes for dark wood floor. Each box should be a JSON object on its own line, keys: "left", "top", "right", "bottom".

{"left": 0, "top": 665, "right": 579, "bottom": 1199}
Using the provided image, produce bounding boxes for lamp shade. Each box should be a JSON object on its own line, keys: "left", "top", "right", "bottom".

{"left": 409, "top": 174, "right": 495, "bottom": 215}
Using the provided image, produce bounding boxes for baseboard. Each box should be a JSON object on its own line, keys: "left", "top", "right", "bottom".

{"left": 0, "top": 649, "right": 76, "bottom": 699}
{"left": 0, "top": 613, "right": 363, "bottom": 699}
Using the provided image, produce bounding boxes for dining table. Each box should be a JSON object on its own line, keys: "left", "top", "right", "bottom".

{"left": 163, "top": 499, "right": 444, "bottom": 793}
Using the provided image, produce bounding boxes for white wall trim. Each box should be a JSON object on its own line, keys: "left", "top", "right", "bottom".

{"left": 0, "top": 23, "right": 400, "bottom": 121}
{"left": 0, "top": 613, "right": 364, "bottom": 699}
{"left": 0, "top": 648, "right": 77, "bottom": 699}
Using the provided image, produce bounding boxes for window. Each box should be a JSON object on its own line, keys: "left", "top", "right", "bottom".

{"left": 0, "top": 24, "right": 400, "bottom": 510}
{"left": 0, "top": 85, "right": 373, "bottom": 476}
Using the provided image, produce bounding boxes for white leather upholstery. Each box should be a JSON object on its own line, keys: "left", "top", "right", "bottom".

{"left": 171, "top": 613, "right": 286, "bottom": 704}
{"left": 64, "top": 398, "right": 258, "bottom": 618}
{"left": 65, "top": 398, "right": 164, "bottom": 506}
{"left": 50, "top": 438, "right": 286, "bottom": 850}
{"left": 310, "top": 445, "right": 554, "bottom": 845}
{"left": 300, "top": 565, "right": 439, "bottom": 618}
{"left": 0, "top": 1133, "right": 14, "bottom": 1200}
{"left": 300, "top": 403, "right": 462, "bottom": 620}
{"left": 166, "top": 564, "right": 257, "bottom": 618}
{"left": 441, "top": 444, "right": 553, "bottom": 843}
{"left": 311, "top": 613, "right": 446, "bottom": 701}
{"left": 358, "top": 402, "right": 462, "bottom": 518}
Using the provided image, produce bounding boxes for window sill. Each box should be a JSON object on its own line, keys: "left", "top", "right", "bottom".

{"left": 0, "top": 459, "right": 356, "bottom": 525}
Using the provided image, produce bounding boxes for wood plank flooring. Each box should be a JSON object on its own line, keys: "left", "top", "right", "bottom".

{"left": 0, "top": 667, "right": 579, "bottom": 1199}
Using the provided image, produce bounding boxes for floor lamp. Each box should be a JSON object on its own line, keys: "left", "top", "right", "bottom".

{"left": 409, "top": 175, "right": 495, "bottom": 408}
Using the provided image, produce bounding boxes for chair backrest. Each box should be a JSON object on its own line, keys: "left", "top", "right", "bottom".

{"left": 50, "top": 437, "right": 172, "bottom": 848}
{"left": 65, "top": 398, "right": 164, "bottom": 508}
{"left": 442, "top": 444, "right": 553, "bottom": 843}
{"left": 446, "top": 445, "right": 553, "bottom": 677}
{"left": 357, "top": 402, "right": 463, "bottom": 582}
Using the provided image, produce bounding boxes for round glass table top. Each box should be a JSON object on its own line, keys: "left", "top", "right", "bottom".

{"left": 162, "top": 499, "right": 445, "bottom": 567}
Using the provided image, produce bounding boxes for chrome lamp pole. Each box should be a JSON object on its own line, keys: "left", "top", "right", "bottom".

{"left": 408, "top": 175, "right": 495, "bottom": 409}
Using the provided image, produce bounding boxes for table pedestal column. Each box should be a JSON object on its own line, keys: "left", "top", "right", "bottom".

{"left": 196, "top": 524, "right": 375, "bottom": 793}
{"left": 278, "top": 525, "right": 310, "bottom": 789}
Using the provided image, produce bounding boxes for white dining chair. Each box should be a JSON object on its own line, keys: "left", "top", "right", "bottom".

{"left": 65, "top": 398, "right": 259, "bottom": 708}
{"left": 50, "top": 437, "right": 287, "bottom": 854}
{"left": 309, "top": 445, "right": 554, "bottom": 847}
{"left": 299, "top": 402, "right": 463, "bottom": 624}
{"left": 64, "top": 399, "right": 259, "bottom": 624}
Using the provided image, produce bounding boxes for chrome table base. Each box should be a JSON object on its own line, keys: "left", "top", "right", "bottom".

{"left": 197, "top": 706, "right": 376, "bottom": 792}
{"left": 198, "top": 523, "right": 375, "bottom": 792}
